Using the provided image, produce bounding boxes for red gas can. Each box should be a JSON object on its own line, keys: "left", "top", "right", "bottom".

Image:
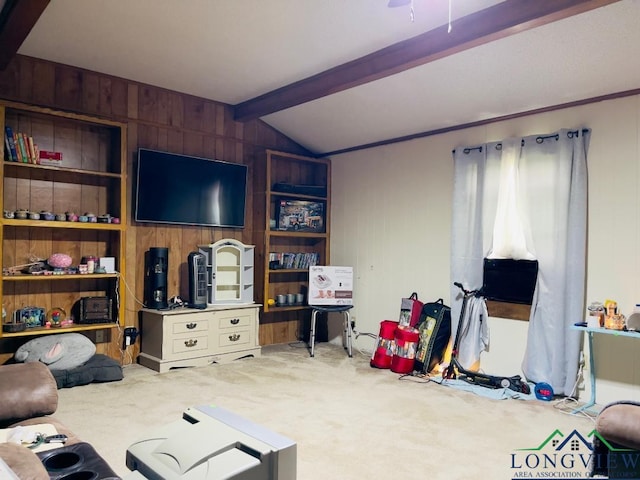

{"left": 391, "top": 325, "right": 419, "bottom": 374}
{"left": 370, "top": 320, "right": 398, "bottom": 369}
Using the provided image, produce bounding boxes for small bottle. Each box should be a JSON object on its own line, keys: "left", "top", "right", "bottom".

{"left": 86, "top": 256, "right": 95, "bottom": 274}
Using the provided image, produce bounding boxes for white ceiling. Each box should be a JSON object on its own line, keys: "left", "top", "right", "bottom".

{"left": 16, "top": 0, "right": 640, "bottom": 155}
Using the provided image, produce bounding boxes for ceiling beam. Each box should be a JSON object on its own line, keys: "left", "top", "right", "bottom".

{"left": 234, "top": 0, "right": 621, "bottom": 122}
{"left": 0, "top": 0, "right": 50, "bottom": 71}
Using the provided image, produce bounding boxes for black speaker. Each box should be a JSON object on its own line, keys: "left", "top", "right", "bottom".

{"left": 145, "top": 247, "right": 168, "bottom": 310}
{"left": 188, "top": 251, "right": 208, "bottom": 309}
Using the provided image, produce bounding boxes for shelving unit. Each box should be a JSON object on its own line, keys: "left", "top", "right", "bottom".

{"left": 0, "top": 100, "right": 126, "bottom": 340}
{"left": 253, "top": 150, "right": 330, "bottom": 342}
{"left": 198, "top": 239, "right": 254, "bottom": 305}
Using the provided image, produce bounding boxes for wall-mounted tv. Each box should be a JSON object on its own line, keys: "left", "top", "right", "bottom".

{"left": 134, "top": 148, "right": 248, "bottom": 228}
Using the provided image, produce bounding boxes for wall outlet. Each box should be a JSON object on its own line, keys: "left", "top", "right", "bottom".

{"left": 95, "top": 330, "right": 106, "bottom": 343}
{"left": 123, "top": 326, "right": 139, "bottom": 349}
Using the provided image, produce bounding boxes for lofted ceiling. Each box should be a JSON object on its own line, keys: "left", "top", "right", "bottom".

{"left": 1, "top": 0, "right": 638, "bottom": 156}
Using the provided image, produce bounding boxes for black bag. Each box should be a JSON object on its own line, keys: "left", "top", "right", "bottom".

{"left": 414, "top": 299, "right": 451, "bottom": 374}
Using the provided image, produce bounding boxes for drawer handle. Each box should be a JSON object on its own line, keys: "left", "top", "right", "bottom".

{"left": 230, "top": 318, "right": 240, "bottom": 325}
{"left": 184, "top": 339, "right": 198, "bottom": 348}
{"left": 186, "top": 323, "right": 197, "bottom": 329}
{"left": 229, "top": 334, "right": 241, "bottom": 342}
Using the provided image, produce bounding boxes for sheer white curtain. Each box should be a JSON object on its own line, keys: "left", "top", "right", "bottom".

{"left": 451, "top": 129, "right": 590, "bottom": 395}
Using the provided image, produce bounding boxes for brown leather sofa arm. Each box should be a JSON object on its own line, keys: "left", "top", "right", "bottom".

{"left": 596, "top": 401, "right": 640, "bottom": 450}
{"left": 0, "top": 362, "right": 58, "bottom": 428}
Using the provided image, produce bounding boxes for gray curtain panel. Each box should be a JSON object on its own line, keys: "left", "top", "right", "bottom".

{"left": 451, "top": 129, "right": 590, "bottom": 395}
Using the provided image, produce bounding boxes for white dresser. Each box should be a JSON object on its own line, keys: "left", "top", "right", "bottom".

{"left": 138, "top": 304, "right": 261, "bottom": 373}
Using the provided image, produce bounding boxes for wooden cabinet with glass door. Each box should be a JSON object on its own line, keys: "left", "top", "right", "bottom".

{"left": 253, "top": 149, "right": 330, "bottom": 344}
{"left": 0, "top": 100, "right": 126, "bottom": 348}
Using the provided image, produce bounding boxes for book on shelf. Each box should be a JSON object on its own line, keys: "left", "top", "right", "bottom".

{"left": 27, "top": 136, "right": 37, "bottom": 163}
{"left": 269, "top": 252, "right": 319, "bottom": 270}
{"left": 4, "top": 126, "right": 18, "bottom": 161}
{"left": 21, "top": 133, "right": 35, "bottom": 163}
{"left": 16, "top": 133, "right": 28, "bottom": 163}
{"left": 3, "top": 128, "right": 44, "bottom": 164}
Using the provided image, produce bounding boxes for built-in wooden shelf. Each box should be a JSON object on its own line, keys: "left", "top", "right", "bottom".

{"left": 2, "top": 323, "right": 117, "bottom": 338}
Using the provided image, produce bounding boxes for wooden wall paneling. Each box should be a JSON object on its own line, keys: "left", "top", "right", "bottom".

{"left": 53, "top": 182, "right": 81, "bottom": 218}
{"left": 127, "top": 83, "right": 139, "bottom": 120}
{"left": 166, "top": 127, "right": 183, "bottom": 153}
{"left": 30, "top": 115, "right": 54, "bottom": 152}
{"left": 3, "top": 176, "right": 17, "bottom": 212}
{"left": 82, "top": 126, "right": 101, "bottom": 170}
{"left": 15, "top": 177, "right": 31, "bottom": 211}
{"left": 178, "top": 227, "right": 202, "bottom": 299}
{"left": 32, "top": 59, "right": 55, "bottom": 107}
{"left": 50, "top": 279, "right": 80, "bottom": 312}
{"left": 167, "top": 91, "right": 183, "bottom": 128}
{"left": 202, "top": 102, "right": 216, "bottom": 135}
{"left": 204, "top": 135, "right": 216, "bottom": 160}
{"left": 107, "top": 77, "right": 128, "bottom": 118}
{"left": 30, "top": 179, "right": 52, "bottom": 212}
{"left": 223, "top": 138, "right": 236, "bottom": 162}
{"left": 28, "top": 281, "right": 51, "bottom": 321}
{"left": 181, "top": 227, "right": 201, "bottom": 254}
{"left": 97, "top": 77, "right": 112, "bottom": 116}
{"left": 222, "top": 105, "right": 236, "bottom": 138}
{"left": 155, "top": 90, "right": 169, "bottom": 126}
{"left": 138, "top": 123, "right": 159, "bottom": 150}
{"left": 1, "top": 56, "right": 318, "bottom": 362}
{"left": 243, "top": 120, "right": 258, "bottom": 146}
{"left": 16, "top": 56, "right": 33, "bottom": 103}
{"left": 54, "top": 122, "right": 82, "bottom": 168}
{"left": 24, "top": 228, "right": 50, "bottom": 309}
{"left": 165, "top": 227, "right": 183, "bottom": 300}
{"left": 139, "top": 86, "right": 158, "bottom": 123}
{"left": 82, "top": 72, "right": 100, "bottom": 115}
{"left": 52, "top": 229, "right": 79, "bottom": 274}
{"left": 3, "top": 282, "right": 15, "bottom": 320}
{"left": 0, "top": 59, "right": 19, "bottom": 101}
{"left": 215, "top": 137, "right": 225, "bottom": 160}
{"left": 183, "top": 96, "right": 204, "bottom": 132}
{"left": 55, "top": 66, "right": 83, "bottom": 112}
{"left": 96, "top": 76, "right": 128, "bottom": 118}
{"left": 215, "top": 104, "right": 225, "bottom": 137}
{"left": 259, "top": 313, "right": 302, "bottom": 345}
{"left": 183, "top": 131, "right": 204, "bottom": 157}
{"left": 2, "top": 227, "right": 16, "bottom": 275}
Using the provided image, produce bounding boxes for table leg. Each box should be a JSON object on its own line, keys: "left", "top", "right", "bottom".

{"left": 572, "top": 331, "right": 597, "bottom": 414}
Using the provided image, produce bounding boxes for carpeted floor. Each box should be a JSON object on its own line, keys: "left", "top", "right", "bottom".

{"left": 54, "top": 342, "right": 596, "bottom": 479}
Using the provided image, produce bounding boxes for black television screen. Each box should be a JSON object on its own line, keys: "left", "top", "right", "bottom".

{"left": 134, "top": 148, "right": 248, "bottom": 228}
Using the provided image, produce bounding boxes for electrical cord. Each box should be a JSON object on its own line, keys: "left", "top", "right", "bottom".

{"left": 352, "top": 328, "right": 376, "bottom": 358}
{"left": 114, "top": 272, "right": 141, "bottom": 366}
{"left": 552, "top": 355, "right": 597, "bottom": 422}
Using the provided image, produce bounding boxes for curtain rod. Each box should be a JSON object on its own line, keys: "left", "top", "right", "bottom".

{"left": 452, "top": 128, "right": 590, "bottom": 155}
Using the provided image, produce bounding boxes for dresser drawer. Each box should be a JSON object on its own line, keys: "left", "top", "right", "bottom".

{"left": 172, "top": 316, "right": 209, "bottom": 335}
{"left": 217, "top": 329, "right": 251, "bottom": 349}
{"left": 171, "top": 334, "right": 209, "bottom": 355}
{"left": 216, "top": 311, "right": 254, "bottom": 330}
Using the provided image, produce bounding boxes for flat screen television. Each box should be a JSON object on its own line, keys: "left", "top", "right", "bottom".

{"left": 134, "top": 148, "right": 248, "bottom": 228}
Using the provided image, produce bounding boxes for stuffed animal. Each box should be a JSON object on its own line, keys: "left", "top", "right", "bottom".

{"left": 14, "top": 333, "right": 96, "bottom": 371}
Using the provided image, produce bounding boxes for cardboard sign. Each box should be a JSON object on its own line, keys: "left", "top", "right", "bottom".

{"left": 308, "top": 266, "right": 353, "bottom": 305}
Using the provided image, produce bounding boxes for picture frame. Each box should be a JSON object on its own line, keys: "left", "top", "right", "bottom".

{"left": 276, "top": 199, "right": 325, "bottom": 233}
